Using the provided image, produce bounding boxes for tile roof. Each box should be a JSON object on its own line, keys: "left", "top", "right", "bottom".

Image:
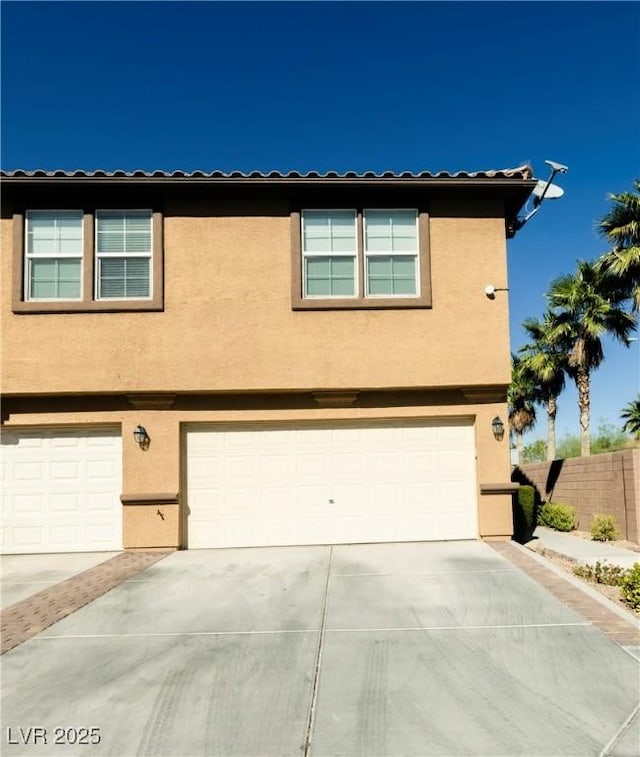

{"left": 0, "top": 166, "right": 533, "bottom": 180}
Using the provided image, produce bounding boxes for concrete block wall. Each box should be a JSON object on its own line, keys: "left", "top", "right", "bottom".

{"left": 517, "top": 449, "right": 640, "bottom": 544}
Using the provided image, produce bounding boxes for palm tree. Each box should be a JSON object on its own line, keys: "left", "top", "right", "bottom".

{"left": 547, "top": 260, "right": 636, "bottom": 456}
{"left": 508, "top": 354, "right": 537, "bottom": 465}
{"left": 596, "top": 180, "right": 640, "bottom": 310}
{"left": 519, "top": 311, "right": 566, "bottom": 461}
{"left": 621, "top": 397, "right": 640, "bottom": 439}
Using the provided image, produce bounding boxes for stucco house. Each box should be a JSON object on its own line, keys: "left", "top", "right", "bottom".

{"left": 0, "top": 166, "right": 534, "bottom": 554}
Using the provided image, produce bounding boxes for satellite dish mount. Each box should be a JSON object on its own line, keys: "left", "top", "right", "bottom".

{"left": 513, "top": 159, "right": 568, "bottom": 231}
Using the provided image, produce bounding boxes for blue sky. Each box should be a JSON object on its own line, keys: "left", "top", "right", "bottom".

{"left": 2, "top": 1, "right": 639, "bottom": 444}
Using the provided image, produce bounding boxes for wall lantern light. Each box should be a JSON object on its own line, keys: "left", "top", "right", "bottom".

{"left": 491, "top": 416, "right": 505, "bottom": 441}
{"left": 133, "top": 425, "right": 150, "bottom": 450}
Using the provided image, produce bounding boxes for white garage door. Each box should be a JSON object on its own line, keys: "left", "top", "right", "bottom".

{"left": 186, "top": 420, "right": 477, "bottom": 548}
{"left": 0, "top": 427, "right": 122, "bottom": 554}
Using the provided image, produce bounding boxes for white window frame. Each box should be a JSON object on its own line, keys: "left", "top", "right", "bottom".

{"left": 301, "top": 209, "right": 358, "bottom": 299}
{"left": 95, "top": 209, "right": 153, "bottom": 301}
{"left": 24, "top": 210, "right": 84, "bottom": 302}
{"left": 300, "top": 208, "right": 421, "bottom": 301}
{"left": 363, "top": 209, "right": 420, "bottom": 299}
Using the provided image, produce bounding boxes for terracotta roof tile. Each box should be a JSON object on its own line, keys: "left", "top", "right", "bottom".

{"left": 0, "top": 166, "right": 533, "bottom": 180}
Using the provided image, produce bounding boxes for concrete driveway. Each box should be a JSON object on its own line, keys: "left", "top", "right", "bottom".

{"left": 1, "top": 552, "right": 119, "bottom": 609}
{"left": 1, "top": 541, "right": 639, "bottom": 756}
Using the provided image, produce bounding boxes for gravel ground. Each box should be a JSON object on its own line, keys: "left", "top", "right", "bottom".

{"left": 571, "top": 529, "right": 640, "bottom": 553}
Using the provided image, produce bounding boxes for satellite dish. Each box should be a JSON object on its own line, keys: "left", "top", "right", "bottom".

{"left": 513, "top": 158, "right": 568, "bottom": 232}
{"left": 532, "top": 179, "right": 564, "bottom": 200}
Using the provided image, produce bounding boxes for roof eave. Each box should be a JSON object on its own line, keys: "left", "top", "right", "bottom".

{"left": 0, "top": 171, "right": 535, "bottom": 238}
{"left": 0, "top": 174, "right": 535, "bottom": 188}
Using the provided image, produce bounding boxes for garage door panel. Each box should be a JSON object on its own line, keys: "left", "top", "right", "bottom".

{"left": 259, "top": 487, "right": 293, "bottom": 512}
{"left": 86, "top": 523, "right": 119, "bottom": 542}
{"left": 188, "top": 433, "right": 222, "bottom": 456}
{"left": 50, "top": 493, "right": 80, "bottom": 512}
{"left": 51, "top": 434, "right": 81, "bottom": 447}
{"left": 296, "top": 428, "right": 332, "bottom": 447}
{"left": 86, "top": 492, "right": 117, "bottom": 512}
{"left": 13, "top": 494, "right": 42, "bottom": 515}
{"left": 1, "top": 427, "right": 122, "bottom": 554}
{"left": 333, "top": 517, "right": 368, "bottom": 543}
{"left": 365, "top": 452, "right": 396, "bottom": 478}
{"left": 260, "top": 454, "right": 295, "bottom": 482}
{"left": 50, "top": 524, "right": 81, "bottom": 545}
{"left": 87, "top": 459, "right": 118, "bottom": 479}
{"left": 51, "top": 460, "right": 80, "bottom": 479}
{"left": 296, "top": 453, "right": 331, "bottom": 479}
{"left": 189, "top": 457, "right": 224, "bottom": 483}
{"left": 365, "top": 484, "right": 399, "bottom": 514}
{"left": 15, "top": 435, "right": 43, "bottom": 448}
{"left": 401, "top": 482, "right": 435, "bottom": 506}
{"left": 395, "top": 428, "right": 429, "bottom": 449}
{"left": 187, "top": 421, "right": 477, "bottom": 549}
{"left": 402, "top": 452, "right": 438, "bottom": 481}
{"left": 332, "top": 452, "right": 366, "bottom": 479}
{"left": 227, "top": 487, "right": 265, "bottom": 512}
{"left": 225, "top": 455, "right": 259, "bottom": 481}
{"left": 87, "top": 434, "right": 118, "bottom": 448}
{"left": 187, "top": 491, "right": 219, "bottom": 518}
{"left": 13, "top": 525, "right": 43, "bottom": 548}
{"left": 296, "top": 486, "right": 332, "bottom": 514}
{"left": 329, "top": 484, "right": 364, "bottom": 507}
{"left": 296, "top": 517, "right": 335, "bottom": 545}
{"left": 14, "top": 461, "right": 43, "bottom": 480}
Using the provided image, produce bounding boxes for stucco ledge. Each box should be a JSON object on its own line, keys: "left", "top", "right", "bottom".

{"left": 121, "top": 493, "right": 179, "bottom": 506}
{"left": 480, "top": 483, "right": 519, "bottom": 495}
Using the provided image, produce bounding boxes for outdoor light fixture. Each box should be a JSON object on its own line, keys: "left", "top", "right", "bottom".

{"left": 133, "top": 425, "right": 150, "bottom": 450}
{"left": 491, "top": 416, "right": 505, "bottom": 441}
{"left": 484, "top": 285, "right": 509, "bottom": 299}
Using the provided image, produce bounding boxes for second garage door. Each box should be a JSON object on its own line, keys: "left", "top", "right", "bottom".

{"left": 186, "top": 420, "right": 477, "bottom": 548}
{"left": 1, "top": 427, "right": 122, "bottom": 554}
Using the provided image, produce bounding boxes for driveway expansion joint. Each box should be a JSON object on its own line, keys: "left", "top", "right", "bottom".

{"left": 1, "top": 550, "right": 172, "bottom": 654}
{"left": 303, "top": 544, "right": 333, "bottom": 757}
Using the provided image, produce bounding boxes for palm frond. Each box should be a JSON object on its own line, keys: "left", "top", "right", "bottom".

{"left": 621, "top": 396, "right": 640, "bottom": 437}
{"left": 546, "top": 259, "right": 637, "bottom": 371}
{"left": 596, "top": 180, "right": 640, "bottom": 308}
{"left": 508, "top": 354, "right": 538, "bottom": 435}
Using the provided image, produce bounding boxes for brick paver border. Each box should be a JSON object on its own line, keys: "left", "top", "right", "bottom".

{"left": 490, "top": 541, "right": 640, "bottom": 648}
{"left": 1, "top": 551, "right": 172, "bottom": 654}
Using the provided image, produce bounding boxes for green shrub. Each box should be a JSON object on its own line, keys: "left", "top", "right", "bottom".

{"left": 573, "top": 561, "right": 626, "bottom": 586}
{"left": 512, "top": 485, "right": 538, "bottom": 543}
{"left": 590, "top": 514, "right": 619, "bottom": 542}
{"left": 620, "top": 564, "right": 640, "bottom": 610}
{"left": 537, "top": 502, "right": 577, "bottom": 532}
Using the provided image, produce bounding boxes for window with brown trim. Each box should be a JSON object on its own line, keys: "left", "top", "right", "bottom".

{"left": 12, "top": 209, "right": 164, "bottom": 313}
{"left": 291, "top": 208, "right": 431, "bottom": 309}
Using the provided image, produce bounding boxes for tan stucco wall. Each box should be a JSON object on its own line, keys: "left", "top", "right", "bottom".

{"left": 1, "top": 211, "right": 510, "bottom": 395}
{"left": 123, "top": 504, "right": 180, "bottom": 549}
{"left": 1, "top": 198, "right": 515, "bottom": 547}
